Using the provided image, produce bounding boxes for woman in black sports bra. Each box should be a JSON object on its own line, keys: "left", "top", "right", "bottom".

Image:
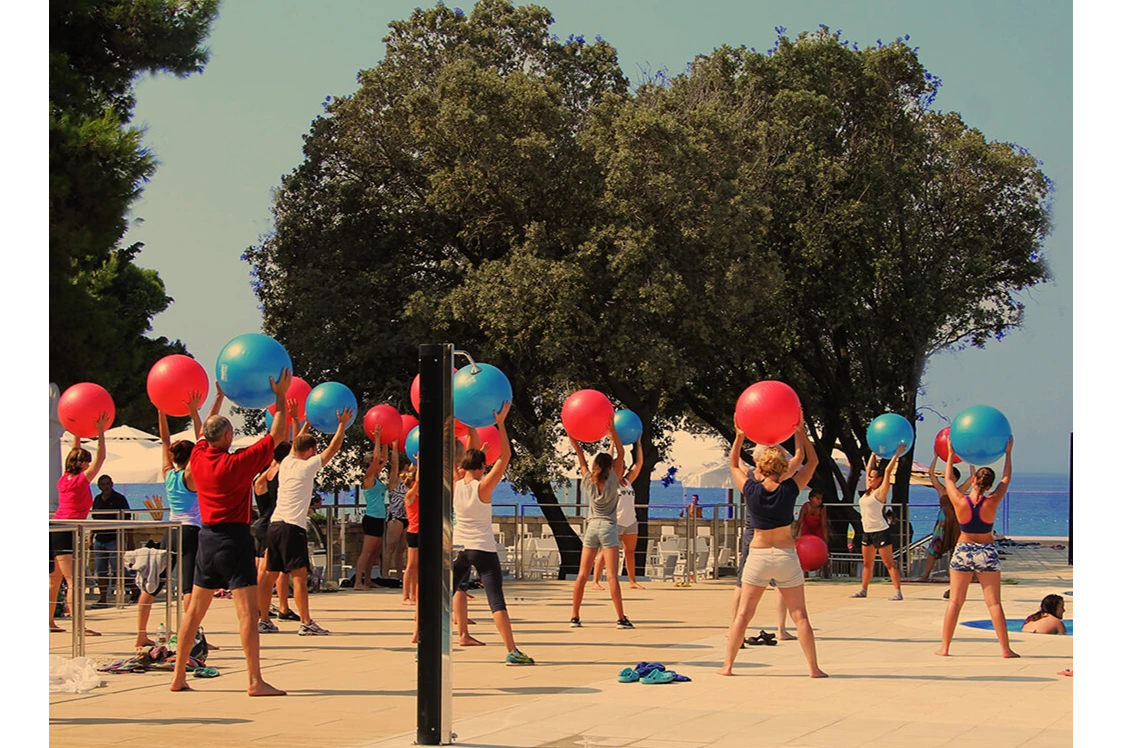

{"left": 936, "top": 435, "right": 1018, "bottom": 658}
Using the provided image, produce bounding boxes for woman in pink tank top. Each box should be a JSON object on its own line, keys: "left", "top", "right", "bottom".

{"left": 50, "top": 415, "right": 109, "bottom": 634}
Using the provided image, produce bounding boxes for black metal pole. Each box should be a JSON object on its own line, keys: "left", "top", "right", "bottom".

{"left": 1068, "top": 432, "right": 1073, "bottom": 566}
{"left": 416, "top": 344, "right": 453, "bottom": 745}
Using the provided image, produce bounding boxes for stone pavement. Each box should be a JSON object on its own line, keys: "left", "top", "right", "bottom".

{"left": 49, "top": 543, "right": 1073, "bottom": 748}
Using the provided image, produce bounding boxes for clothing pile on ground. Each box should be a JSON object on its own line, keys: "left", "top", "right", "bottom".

{"left": 618, "top": 662, "right": 691, "bottom": 684}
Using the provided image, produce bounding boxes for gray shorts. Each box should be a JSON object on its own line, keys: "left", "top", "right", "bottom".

{"left": 740, "top": 547, "right": 804, "bottom": 589}
{"left": 582, "top": 518, "right": 620, "bottom": 549}
{"left": 619, "top": 522, "right": 638, "bottom": 536}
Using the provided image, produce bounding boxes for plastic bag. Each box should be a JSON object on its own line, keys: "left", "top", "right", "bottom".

{"left": 49, "top": 655, "right": 104, "bottom": 693}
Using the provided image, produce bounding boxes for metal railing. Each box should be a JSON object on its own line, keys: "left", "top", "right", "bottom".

{"left": 49, "top": 518, "right": 184, "bottom": 658}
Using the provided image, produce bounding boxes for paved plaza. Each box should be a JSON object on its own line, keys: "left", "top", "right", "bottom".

{"left": 49, "top": 544, "right": 1073, "bottom": 748}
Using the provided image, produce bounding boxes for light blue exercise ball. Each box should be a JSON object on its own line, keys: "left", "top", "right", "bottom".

{"left": 866, "top": 413, "right": 915, "bottom": 458}
{"left": 950, "top": 405, "right": 1011, "bottom": 464}
{"left": 404, "top": 425, "right": 420, "bottom": 464}
{"left": 614, "top": 409, "right": 643, "bottom": 445}
{"left": 304, "top": 382, "right": 357, "bottom": 433}
{"left": 452, "top": 364, "right": 512, "bottom": 428}
{"left": 214, "top": 333, "right": 292, "bottom": 409}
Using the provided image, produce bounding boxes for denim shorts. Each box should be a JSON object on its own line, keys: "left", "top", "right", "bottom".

{"left": 582, "top": 518, "right": 620, "bottom": 549}
{"left": 92, "top": 536, "right": 118, "bottom": 578}
{"left": 950, "top": 542, "right": 1001, "bottom": 573}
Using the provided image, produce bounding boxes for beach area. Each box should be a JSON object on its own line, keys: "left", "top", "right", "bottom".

{"left": 48, "top": 540, "right": 1073, "bottom": 748}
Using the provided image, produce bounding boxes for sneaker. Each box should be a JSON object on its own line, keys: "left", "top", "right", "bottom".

{"left": 569, "top": 617, "right": 582, "bottom": 628}
{"left": 258, "top": 619, "right": 279, "bottom": 634}
{"left": 851, "top": 589, "right": 867, "bottom": 598}
{"left": 278, "top": 609, "right": 300, "bottom": 621}
{"left": 505, "top": 650, "right": 535, "bottom": 666}
{"left": 298, "top": 620, "right": 330, "bottom": 636}
{"left": 889, "top": 590, "right": 903, "bottom": 601}
{"left": 269, "top": 603, "right": 280, "bottom": 616}
{"left": 616, "top": 618, "right": 635, "bottom": 630}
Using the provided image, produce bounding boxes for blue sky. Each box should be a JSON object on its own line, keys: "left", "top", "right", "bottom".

{"left": 47, "top": 1, "right": 1075, "bottom": 472}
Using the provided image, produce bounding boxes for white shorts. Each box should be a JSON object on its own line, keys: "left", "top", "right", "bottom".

{"left": 739, "top": 547, "right": 804, "bottom": 589}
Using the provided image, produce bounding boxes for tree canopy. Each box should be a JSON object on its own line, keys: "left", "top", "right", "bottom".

{"left": 50, "top": 0, "right": 219, "bottom": 430}
{"left": 246, "top": 3, "right": 1052, "bottom": 569}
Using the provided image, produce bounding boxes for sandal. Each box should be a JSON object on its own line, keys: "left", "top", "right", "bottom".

{"left": 618, "top": 667, "right": 640, "bottom": 683}
{"left": 758, "top": 630, "right": 777, "bottom": 646}
{"left": 193, "top": 666, "right": 220, "bottom": 678}
{"left": 745, "top": 635, "right": 764, "bottom": 646}
{"left": 640, "top": 669, "right": 675, "bottom": 684}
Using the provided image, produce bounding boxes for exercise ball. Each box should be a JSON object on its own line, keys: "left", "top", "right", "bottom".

{"left": 58, "top": 382, "right": 116, "bottom": 438}
{"left": 561, "top": 389, "right": 614, "bottom": 442}
{"left": 734, "top": 381, "right": 801, "bottom": 445}
{"left": 404, "top": 425, "right": 420, "bottom": 464}
{"left": 459, "top": 424, "right": 501, "bottom": 466}
{"left": 399, "top": 415, "right": 419, "bottom": 444}
{"left": 410, "top": 368, "right": 459, "bottom": 415}
{"left": 934, "top": 427, "right": 961, "bottom": 464}
{"left": 454, "top": 419, "right": 470, "bottom": 438}
{"left": 147, "top": 355, "right": 209, "bottom": 416}
{"left": 614, "top": 409, "right": 643, "bottom": 445}
{"left": 866, "top": 413, "right": 915, "bottom": 458}
{"left": 796, "top": 535, "right": 829, "bottom": 572}
{"left": 452, "top": 364, "right": 512, "bottom": 428}
{"left": 950, "top": 405, "right": 1011, "bottom": 465}
{"left": 304, "top": 382, "right": 358, "bottom": 433}
{"left": 214, "top": 333, "right": 292, "bottom": 409}
{"left": 364, "top": 404, "right": 403, "bottom": 444}
{"left": 287, "top": 376, "right": 312, "bottom": 423}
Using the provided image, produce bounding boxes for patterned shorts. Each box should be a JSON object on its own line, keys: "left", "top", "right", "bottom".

{"left": 950, "top": 542, "right": 1001, "bottom": 573}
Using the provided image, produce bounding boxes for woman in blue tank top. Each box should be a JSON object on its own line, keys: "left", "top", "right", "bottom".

{"left": 937, "top": 436, "right": 1017, "bottom": 658}
{"left": 353, "top": 430, "right": 389, "bottom": 589}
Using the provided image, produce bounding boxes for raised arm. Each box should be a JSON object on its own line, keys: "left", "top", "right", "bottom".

{"left": 268, "top": 369, "right": 293, "bottom": 446}
{"left": 480, "top": 402, "right": 512, "bottom": 501}
{"left": 207, "top": 382, "right": 226, "bottom": 425}
{"left": 184, "top": 390, "right": 204, "bottom": 442}
{"left": 83, "top": 414, "right": 110, "bottom": 484}
{"left": 388, "top": 442, "right": 400, "bottom": 491}
{"left": 944, "top": 445, "right": 967, "bottom": 508}
{"left": 158, "top": 409, "right": 174, "bottom": 476}
{"left": 990, "top": 436, "right": 1014, "bottom": 502}
{"left": 570, "top": 436, "right": 589, "bottom": 478}
{"left": 874, "top": 444, "right": 905, "bottom": 503}
{"left": 362, "top": 428, "right": 386, "bottom": 489}
{"left": 466, "top": 425, "right": 483, "bottom": 451}
{"left": 928, "top": 456, "right": 948, "bottom": 499}
{"left": 780, "top": 434, "right": 804, "bottom": 482}
{"left": 729, "top": 425, "right": 750, "bottom": 488}
{"left": 625, "top": 441, "right": 644, "bottom": 485}
{"left": 608, "top": 422, "right": 625, "bottom": 478}
{"left": 319, "top": 407, "right": 353, "bottom": 466}
{"left": 791, "top": 419, "right": 819, "bottom": 491}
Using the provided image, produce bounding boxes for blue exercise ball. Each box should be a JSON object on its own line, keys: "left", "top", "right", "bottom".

{"left": 452, "top": 363, "right": 512, "bottom": 428}
{"left": 866, "top": 413, "right": 915, "bottom": 458}
{"left": 950, "top": 405, "right": 1011, "bottom": 465}
{"left": 614, "top": 409, "right": 643, "bottom": 445}
{"left": 404, "top": 425, "right": 420, "bottom": 464}
{"left": 214, "top": 333, "right": 292, "bottom": 409}
{"left": 304, "top": 382, "right": 358, "bottom": 433}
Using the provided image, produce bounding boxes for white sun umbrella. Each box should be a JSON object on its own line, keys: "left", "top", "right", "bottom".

{"left": 59, "top": 426, "right": 164, "bottom": 484}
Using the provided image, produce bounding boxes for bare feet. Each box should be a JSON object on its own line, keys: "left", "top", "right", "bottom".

{"left": 136, "top": 634, "right": 156, "bottom": 648}
{"left": 353, "top": 584, "right": 368, "bottom": 590}
{"left": 934, "top": 647, "right": 950, "bottom": 657}
{"left": 247, "top": 681, "right": 287, "bottom": 697}
{"left": 84, "top": 628, "right": 101, "bottom": 637}
{"left": 402, "top": 598, "right": 416, "bottom": 606}
{"left": 629, "top": 583, "right": 646, "bottom": 590}
{"left": 778, "top": 632, "right": 797, "bottom": 641}
{"left": 50, "top": 624, "right": 65, "bottom": 633}
{"left": 411, "top": 632, "right": 418, "bottom": 644}
{"left": 717, "top": 666, "right": 733, "bottom": 676}
{"left": 810, "top": 669, "right": 829, "bottom": 678}
{"left": 170, "top": 679, "right": 193, "bottom": 692}
{"left": 590, "top": 583, "right": 604, "bottom": 590}
{"left": 1002, "top": 649, "right": 1021, "bottom": 658}
{"left": 1058, "top": 668, "right": 1072, "bottom": 676}
{"left": 459, "top": 635, "right": 486, "bottom": 647}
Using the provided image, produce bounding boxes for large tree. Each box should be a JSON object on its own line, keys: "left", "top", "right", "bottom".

{"left": 50, "top": 0, "right": 219, "bottom": 431}
{"left": 247, "top": 8, "right": 1052, "bottom": 572}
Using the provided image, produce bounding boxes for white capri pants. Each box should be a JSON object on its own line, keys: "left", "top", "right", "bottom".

{"left": 739, "top": 547, "right": 804, "bottom": 588}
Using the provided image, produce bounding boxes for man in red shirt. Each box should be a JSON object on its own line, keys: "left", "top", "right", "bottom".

{"left": 170, "top": 370, "right": 292, "bottom": 697}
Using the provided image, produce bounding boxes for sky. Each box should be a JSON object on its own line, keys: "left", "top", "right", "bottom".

{"left": 104, "top": 0, "right": 1074, "bottom": 473}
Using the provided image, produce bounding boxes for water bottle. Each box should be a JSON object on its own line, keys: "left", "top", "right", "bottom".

{"left": 157, "top": 622, "right": 167, "bottom": 645}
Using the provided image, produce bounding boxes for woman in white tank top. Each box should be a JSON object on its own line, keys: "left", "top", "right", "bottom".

{"left": 852, "top": 445, "right": 906, "bottom": 600}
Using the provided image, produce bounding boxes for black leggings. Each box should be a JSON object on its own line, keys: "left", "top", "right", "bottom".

{"left": 178, "top": 525, "right": 200, "bottom": 593}
{"left": 452, "top": 550, "right": 507, "bottom": 613}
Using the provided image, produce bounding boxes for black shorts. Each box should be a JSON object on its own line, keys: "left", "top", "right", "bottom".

{"left": 406, "top": 531, "right": 419, "bottom": 549}
{"left": 178, "top": 525, "right": 201, "bottom": 592}
{"left": 265, "top": 522, "right": 311, "bottom": 573}
{"left": 362, "top": 516, "right": 385, "bottom": 537}
{"left": 452, "top": 550, "right": 507, "bottom": 612}
{"left": 862, "top": 528, "right": 893, "bottom": 548}
{"left": 50, "top": 528, "right": 76, "bottom": 559}
{"left": 195, "top": 524, "right": 258, "bottom": 591}
{"left": 252, "top": 518, "right": 270, "bottom": 558}
{"left": 389, "top": 516, "right": 408, "bottom": 530}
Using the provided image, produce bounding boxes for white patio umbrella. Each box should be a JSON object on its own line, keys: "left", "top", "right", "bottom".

{"left": 59, "top": 425, "right": 164, "bottom": 484}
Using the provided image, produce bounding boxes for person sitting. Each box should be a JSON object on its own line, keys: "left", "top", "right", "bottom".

{"left": 1022, "top": 594, "right": 1067, "bottom": 635}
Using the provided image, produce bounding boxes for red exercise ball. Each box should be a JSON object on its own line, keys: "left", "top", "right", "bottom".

{"left": 458, "top": 425, "right": 501, "bottom": 465}
{"left": 147, "top": 355, "right": 209, "bottom": 417}
{"left": 933, "top": 426, "right": 962, "bottom": 464}
{"left": 734, "top": 381, "right": 801, "bottom": 445}
{"left": 58, "top": 382, "right": 116, "bottom": 438}
{"left": 288, "top": 376, "right": 312, "bottom": 422}
{"left": 399, "top": 415, "right": 418, "bottom": 446}
{"left": 410, "top": 368, "right": 459, "bottom": 415}
{"left": 561, "top": 389, "right": 615, "bottom": 442}
{"left": 364, "top": 404, "right": 404, "bottom": 444}
{"left": 795, "top": 535, "right": 829, "bottom": 572}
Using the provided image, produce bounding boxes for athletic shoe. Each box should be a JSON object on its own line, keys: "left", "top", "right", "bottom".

{"left": 505, "top": 650, "right": 535, "bottom": 666}
{"left": 298, "top": 620, "right": 330, "bottom": 636}
{"left": 269, "top": 603, "right": 280, "bottom": 615}
{"left": 258, "top": 619, "right": 280, "bottom": 634}
{"left": 889, "top": 590, "right": 904, "bottom": 601}
{"left": 569, "top": 617, "right": 582, "bottom": 628}
{"left": 278, "top": 609, "right": 300, "bottom": 621}
{"left": 850, "top": 589, "right": 867, "bottom": 598}
{"left": 616, "top": 618, "right": 635, "bottom": 630}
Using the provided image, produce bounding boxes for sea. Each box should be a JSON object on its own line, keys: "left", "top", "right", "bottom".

{"left": 116, "top": 471, "right": 1070, "bottom": 539}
